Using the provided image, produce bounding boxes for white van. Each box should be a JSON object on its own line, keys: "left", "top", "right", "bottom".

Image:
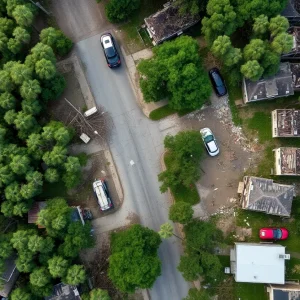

{"left": 92, "top": 179, "right": 113, "bottom": 211}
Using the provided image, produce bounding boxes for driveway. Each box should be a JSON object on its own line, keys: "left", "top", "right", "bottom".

{"left": 76, "top": 35, "right": 189, "bottom": 299}
{"left": 50, "top": 0, "right": 113, "bottom": 42}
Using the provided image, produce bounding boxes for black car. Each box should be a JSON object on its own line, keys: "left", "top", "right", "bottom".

{"left": 209, "top": 68, "right": 227, "bottom": 97}
{"left": 100, "top": 33, "right": 121, "bottom": 68}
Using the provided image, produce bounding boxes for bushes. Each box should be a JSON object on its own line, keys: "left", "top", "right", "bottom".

{"left": 105, "top": 0, "right": 141, "bottom": 23}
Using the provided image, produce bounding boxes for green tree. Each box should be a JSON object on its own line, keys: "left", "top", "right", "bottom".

{"left": 253, "top": 14, "right": 269, "bottom": 37}
{"left": 0, "top": 70, "right": 14, "bottom": 92}
{"left": 11, "top": 287, "right": 32, "bottom": 300}
{"left": 40, "top": 27, "right": 73, "bottom": 56}
{"left": 261, "top": 49, "right": 281, "bottom": 77}
{"left": 169, "top": 202, "right": 193, "bottom": 224}
{"left": 0, "top": 31, "right": 8, "bottom": 52}
{"left": 184, "top": 288, "right": 210, "bottom": 300}
{"left": 200, "top": 251, "right": 222, "bottom": 281}
{"left": 10, "top": 154, "right": 31, "bottom": 175}
{"left": 35, "top": 58, "right": 56, "bottom": 80}
{"left": 211, "top": 35, "right": 232, "bottom": 57}
{"left": 21, "top": 99, "right": 42, "bottom": 116}
{"left": 11, "top": 229, "right": 35, "bottom": 251}
{"left": 243, "top": 39, "right": 266, "bottom": 61}
{"left": 174, "top": 0, "right": 208, "bottom": 15}
{"left": 13, "top": 26, "right": 31, "bottom": 43}
{"left": 89, "top": 288, "right": 111, "bottom": 300}
{"left": 15, "top": 255, "right": 36, "bottom": 273}
{"left": 108, "top": 224, "right": 161, "bottom": 293}
{"left": 11, "top": 63, "right": 32, "bottom": 85}
{"left": 48, "top": 256, "right": 69, "bottom": 278}
{"left": 54, "top": 127, "right": 72, "bottom": 146}
{"left": 30, "top": 267, "right": 51, "bottom": 287}
{"left": 12, "top": 5, "right": 34, "bottom": 27}
{"left": 4, "top": 109, "right": 17, "bottom": 125}
{"left": 14, "top": 112, "right": 39, "bottom": 138}
{"left": 42, "top": 146, "right": 67, "bottom": 167}
{"left": 44, "top": 168, "right": 60, "bottom": 183}
{"left": 40, "top": 72, "right": 66, "bottom": 101}
{"left": 202, "top": 0, "right": 237, "bottom": 45}
{"left": 1, "top": 201, "right": 14, "bottom": 217}
{"left": 105, "top": 0, "right": 141, "bottom": 23}
{"left": 0, "top": 235, "right": 13, "bottom": 259}
{"left": 240, "top": 60, "right": 264, "bottom": 81}
{"left": 13, "top": 202, "right": 30, "bottom": 216}
{"left": 65, "top": 264, "right": 86, "bottom": 285}
{"left": 0, "top": 92, "right": 16, "bottom": 110}
{"left": 30, "top": 42, "right": 56, "bottom": 64}
{"left": 20, "top": 79, "right": 41, "bottom": 100}
{"left": 28, "top": 235, "right": 44, "bottom": 253}
{"left": 271, "top": 32, "right": 293, "bottom": 54}
{"left": 158, "top": 222, "right": 174, "bottom": 239}
{"left": 7, "top": 38, "right": 22, "bottom": 54}
{"left": 269, "top": 15, "right": 289, "bottom": 37}
{"left": 0, "top": 17, "right": 14, "bottom": 35}
{"left": 6, "top": 0, "right": 27, "bottom": 16}
{"left": 177, "top": 254, "right": 202, "bottom": 281}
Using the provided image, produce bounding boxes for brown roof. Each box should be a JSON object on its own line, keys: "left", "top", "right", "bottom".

{"left": 27, "top": 201, "right": 46, "bottom": 228}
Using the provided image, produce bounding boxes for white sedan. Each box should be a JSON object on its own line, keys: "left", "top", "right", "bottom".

{"left": 200, "top": 128, "right": 220, "bottom": 157}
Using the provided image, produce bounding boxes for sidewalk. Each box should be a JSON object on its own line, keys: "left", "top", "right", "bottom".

{"left": 121, "top": 47, "right": 168, "bottom": 117}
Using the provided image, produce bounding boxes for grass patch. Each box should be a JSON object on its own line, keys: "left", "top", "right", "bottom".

{"left": 164, "top": 152, "right": 200, "bottom": 205}
{"left": 119, "top": 0, "right": 166, "bottom": 52}
{"left": 236, "top": 197, "right": 300, "bottom": 252}
{"left": 254, "top": 145, "right": 274, "bottom": 177}
{"left": 149, "top": 104, "right": 177, "bottom": 120}
{"left": 247, "top": 112, "right": 272, "bottom": 143}
{"left": 286, "top": 257, "right": 300, "bottom": 280}
{"left": 235, "top": 282, "right": 268, "bottom": 300}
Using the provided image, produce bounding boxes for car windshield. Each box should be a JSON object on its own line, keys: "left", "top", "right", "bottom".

{"left": 273, "top": 229, "right": 282, "bottom": 239}
{"left": 105, "top": 47, "right": 116, "bottom": 58}
{"left": 213, "top": 73, "right": 223, "bottom": 87}
{"left": 204, "top": 135, "right": 214, "bottom": 143}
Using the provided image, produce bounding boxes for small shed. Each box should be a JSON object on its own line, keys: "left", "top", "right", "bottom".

{"left": 239, "top": 176, "right": 294, "bottom": 217}
{"left": 272, "top": 109, "right": 300, "bottom": 137}
{"left": 230, "top": 243, "right": 288, "bottom": 284}
{"left": 274, "top": 147, "right": 300, "bottom": 175}
{"left": 144, "top": 2, "right": 200, "bottom": 45}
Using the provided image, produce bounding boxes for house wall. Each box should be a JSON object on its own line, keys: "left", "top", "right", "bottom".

{"left": 272, "top": 110, "right": 278, "bottom": 138}
{"left": 274, "top": 148, "right": 282, "bottom": 175}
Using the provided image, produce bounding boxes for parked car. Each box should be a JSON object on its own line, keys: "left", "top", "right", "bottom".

{"left": 200, "top": 128, "right": 220, "bottom": 157}
{"left": 100, "top": 33, "right": 121, "bottom": 68}
{"left": 92, "top": 179, "right": 113, "bottom": 211}
{"left": 209, "top": 68, "right": 227, "bottom": 97}
{"left": 259, "top": 228, "right": 289, "bottom": 240}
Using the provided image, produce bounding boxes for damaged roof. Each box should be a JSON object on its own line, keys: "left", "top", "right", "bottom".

{"left": 241, "top": 176, "right": 294, "bottom": 217}
{"left": 144, "top": 3, "right": 200, "bottom": 44}
{"left": 45, "top": 283, "right": 81, "bottom": 300}
{"left": 243, "top": 62, "right": 294, "bottom": 102}
{"left": 272, "top": 109, "right": 300, "bottom": 137}
{"left": 277, "top": 147, "right": 300, "bottom": 175}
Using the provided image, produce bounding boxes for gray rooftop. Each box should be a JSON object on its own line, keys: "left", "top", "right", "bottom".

{"left": 0, "top": 256, "right": 19, "bottom": 297}
{"left": 282, "top": 0, "right": 300, "bottom": 17}
{"left": 241, "top": 176, "right": 294, "bottom": 217}
{"left": 243, "top": 63, "right": 294, "bottom": 102}
{"left": 45, "top": 284, "right": 81, "bottom": 300}
{"left": 291, "top": 63, "right": 300, "bottom": 88}
{"left": 144, "top": 3, "right": 200, "bottom": 44}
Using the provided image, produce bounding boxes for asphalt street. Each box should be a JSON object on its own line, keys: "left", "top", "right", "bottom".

{"left": 76, "top": 36, "right": 190, "bottom": 299}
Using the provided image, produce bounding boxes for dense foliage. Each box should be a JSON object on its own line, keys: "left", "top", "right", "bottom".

{"left": 138, "top": 36, "right": 212, "bottom": 110}
{"left": 158, "top": 131, "right": 203, "bottom": 192}
{"left": 169, "top": 201, "right": 194, "bottom": 224}
{"left": 105, "top": 0, "right": 141, "bottom": 23}
{"left": 108, "top": 224, "right": 162, "bottom": 293}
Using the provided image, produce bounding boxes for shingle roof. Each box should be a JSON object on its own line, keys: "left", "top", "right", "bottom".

{"left": 45, "top": 283, "right": 81, "bottom": 300}
{"left": 242, "top": 176, "right": 294, "bottom": 217}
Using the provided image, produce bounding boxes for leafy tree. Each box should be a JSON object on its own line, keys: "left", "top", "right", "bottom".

{"left": 200, "top": 251, "right": 222, "bottom": 281}
{"left": 43, "top": 145, "right": 67, "bottom": 167}
{"left": 29, "top": 283, "right": 53, "bottom": 298}
{"left": 30, "top": 267, "right": 51, "bottom": 287}
{"left": 89, "top": 288, "right": 111, "bottom": 300}
{"left": 108, "top": 224, "right": 161, "bottom": 293}
{"left": 0, "top": 70, "right": 14, "bottom": 92}
{"left": 54, "top": 127, "right": 72, "bottom": 146}
{"left": 5, "top": 181, "right": 23, "bottom": 202}
{"left": 184, "top": 288, "right": 210, "bottom": 300}
{"left": 0, "top": 92, "right": 16, "bottom": 110}
{"left": 13, "top": 26, "right": 30, "bottom": 43}
{"left": 243, "top": 39, "right": 266, "bottom": 61}
{"left": 253, "top": 14, "right": 269, "bottom": 37}
{"left": 28, "top": 235, "right": 44, "bottom": 253}
{"left": 14, "top": 112, "right": 39, "bottom": 138}
{"left": 271, "top": 32, "right": 293, "bottom": 54}
{"left": 35, "top": 59, "right": 56, "bottom": 80}
{"left": 21, "top": 99, "right": 42, "bottom": 116}
{"left": 269, "top": 15, "right": 289, "bottom": 37}
{"left": 6, "top": 0, "right": 26, "bottom": 16}
{"left": 4, "top": 109, "right": 17, "bottom": 125}
{"left": 0, "top": 17, "right": 14, "bottom": 35}
{"left": 0, "top": 235, "right": 13, "bottom": 259}
{"left": 11, "top": 229, "right": 36, "bottom": 251}
{"left": 177, "top": 254, "right": 202, "bottom": 281}
{"left": 0, "top": 31, "right": 8, "bottom": 52}
{"left": 40, "top": 27, "right": 73, "bottom": 56}
{"left": 15, "top": 255, "right": 36, "bottom": 273}
{"left": 174, "top": 0, "right": 208, "bottom": 15}
{"left": 7, "top": 38, "right": 22, "bottom": 54}
{"left": 48, "top": 255, "right": 69, "bottom": 278}
{"left": 44, "top": 168, "right": 60, "bottom": 183}
{"left": 11, "top": 287, "right": 32, "bottom": 300}
{"left": 12, "top": 5, "right": 34, "bottom": 27}
{"left": 65, "top": 265, "right": 86, "bottom": 285}
{"left": 1, "top": 201, "right": 14, "bottom": 217}
{"left": 223, "top": 47, "right": 242, "bottom": 67}
{"left": 20, "top": 79, "right": 41, "bottom": 100}
{"left": 40, "top": 72, "right": 66, "bottom": 101}
{"left": 261, "top": 49, "right": 281, "bottom": 77}
{"left": 11, "top": 63, "right": 32, "bottom": 85}
{"left": 158, "top": 131, "right": 203, "bottom": 192}
{"left": 30, "top": 42, "right": 56, "bottom": 64}
{"left": 240, "top": 60, "right": 264, "bottom": 81}
{"left": 169, "top": 202, "right": 193, "bottom": 224}
{"left": 10, "top": 154, "right": 31, "bottom": 175}
{"left": 13, "top": 202, "right": 30, "bottom": 216}
{"left": 158, "top": 222, "right": 174, "bottom": 239}
{"left": 105, "top": 0, "right": 141, "bottom": 23}
{"left": 202, "top": 0, "right": 237, "bottom": 45}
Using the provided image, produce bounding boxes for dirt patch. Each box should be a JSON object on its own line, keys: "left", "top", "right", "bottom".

{"left": 67, "top": 151, "right": 120, "bottom": 219}
{"left": 235, "top": 226, "right": 252, "bottom": 241}
{"left": 216, "top": 213, "right": 236, "bottom": 237}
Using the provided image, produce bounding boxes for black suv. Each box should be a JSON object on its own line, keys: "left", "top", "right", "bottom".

{"left": 100, "top": 33, "right": 121, "bottom": 68}
{"left": 209, "top": 68, "right": 227, "bottom": 97}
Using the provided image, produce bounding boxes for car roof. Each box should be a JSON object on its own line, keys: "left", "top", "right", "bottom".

{"left": 102, "top": 35, "right": 113, "bottom": 49}
{"left": 207, "top": 140, "right": 218, "bottom": 152}
{"left": 93, "top": 180, "right": 109, "bottom": 208}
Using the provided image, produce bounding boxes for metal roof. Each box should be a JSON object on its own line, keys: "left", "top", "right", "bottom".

{"left": 234, "top": 243, "right": 286, "bottom": 284}
{"left": 45, "top": 283, "right": 81, "bottom": 300}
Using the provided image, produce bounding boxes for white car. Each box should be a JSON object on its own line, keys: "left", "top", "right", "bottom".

{"left": 200, "top": 128, "right": 220, "bottom": 157}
